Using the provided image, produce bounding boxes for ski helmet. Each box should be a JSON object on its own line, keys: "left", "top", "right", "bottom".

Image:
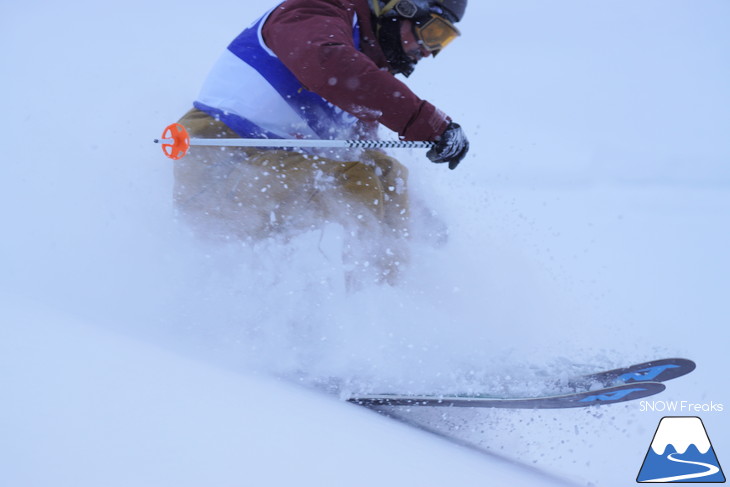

{"left": 370, "top": 0, "right": 467, "bottom": 77}
{"left": 372, "top": 0, "right": 466, "bottom": 23}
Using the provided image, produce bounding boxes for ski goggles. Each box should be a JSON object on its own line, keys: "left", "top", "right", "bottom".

{"left": 413, "top": 13, "right": 461, "bottom": 53}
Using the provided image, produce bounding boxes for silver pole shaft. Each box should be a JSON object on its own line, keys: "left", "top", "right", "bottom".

{"left": 154, "top": 137, "right": 433, "bottom": 149}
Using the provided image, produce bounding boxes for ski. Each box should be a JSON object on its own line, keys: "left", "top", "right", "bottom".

{"left": 347, "top": 357, "right": 695, "bottom": 409}
{"left": 565, "top": 357, "right": 695, "bottom": 389}
{"left": 348, "top": 381, "right": 666, "bottom": 408}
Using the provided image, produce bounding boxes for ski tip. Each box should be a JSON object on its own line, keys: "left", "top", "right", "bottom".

{"left": 571, "top": 357, "right": 697, "bottom": 390}
{"left": 624, "top": 357, "right": 697, "bottom": 383}
{"left": 676, "top": 357, "right": 697, "bottom": 376}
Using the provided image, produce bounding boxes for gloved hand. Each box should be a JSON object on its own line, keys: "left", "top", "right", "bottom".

{"left": 427, "top": 122, "right": 469, "bottom": 170}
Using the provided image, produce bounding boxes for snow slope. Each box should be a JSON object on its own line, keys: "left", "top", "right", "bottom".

{"left": 0, "top": 298, "right": 576, "bottom": 487}
{"left": 2, "top": 1, "right": 729, "bottom": 486}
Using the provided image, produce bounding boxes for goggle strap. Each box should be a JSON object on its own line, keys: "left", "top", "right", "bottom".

{"left": 376, "top": 0, "right": 404, "bottom": 17}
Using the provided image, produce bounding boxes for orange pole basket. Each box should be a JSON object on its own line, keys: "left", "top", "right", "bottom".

{"left": 159, "top": 123, "right": 191, "bottom": 160}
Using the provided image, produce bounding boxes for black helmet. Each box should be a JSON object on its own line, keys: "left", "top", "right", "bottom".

{"left": 370, "top": 0, "right": 467, "bottom": 77}
{"left": 373, "top": 0, "right": 467, "bottom": 23}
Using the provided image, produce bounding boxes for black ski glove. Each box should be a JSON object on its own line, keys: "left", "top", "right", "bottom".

{"left": 426, "top": 122, "right": 469, "bottom": 170}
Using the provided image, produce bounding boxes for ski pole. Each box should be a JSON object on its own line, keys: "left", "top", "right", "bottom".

{"left": 154, "top": 123, "right": 434, "bottom": 160}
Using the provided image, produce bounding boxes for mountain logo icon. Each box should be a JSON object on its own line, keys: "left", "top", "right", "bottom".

{"left": 637, "top": 416, "right": 725, "bottom": 483}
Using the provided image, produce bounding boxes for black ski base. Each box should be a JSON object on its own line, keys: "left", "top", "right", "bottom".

{"left": 349, "top": 382, "right": 666, "bottom": 409}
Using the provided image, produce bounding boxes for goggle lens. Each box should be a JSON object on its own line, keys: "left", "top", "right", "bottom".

{"left": 415, "top": 14, "right": 460, "bottom": 52}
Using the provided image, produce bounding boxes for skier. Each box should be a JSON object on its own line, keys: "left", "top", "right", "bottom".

{"left": 174, "top": 0, "right": 469, "bottom": 286}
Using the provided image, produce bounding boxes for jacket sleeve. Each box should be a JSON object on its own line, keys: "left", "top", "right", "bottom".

{"left": 262, "top": 1, "right": 450, "bottom": 141}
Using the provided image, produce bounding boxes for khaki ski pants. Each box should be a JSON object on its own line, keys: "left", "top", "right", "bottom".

{"left": 173, "top": 109, "right": 410, "bottom": 284}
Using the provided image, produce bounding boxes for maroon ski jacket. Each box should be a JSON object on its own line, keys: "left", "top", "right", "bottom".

{"left": 262, "top": 0, "right": 451, "bottom": 141}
